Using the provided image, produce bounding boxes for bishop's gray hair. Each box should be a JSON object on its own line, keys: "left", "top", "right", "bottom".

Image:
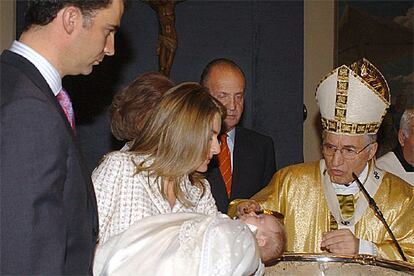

{"left": 400, "top": 109, "right": 414, "bottom": 137}
{"left": 321, "top": 130, "right": 377, "bottom": 145}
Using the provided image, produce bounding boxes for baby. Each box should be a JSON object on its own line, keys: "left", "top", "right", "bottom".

{"left": 238, "top": 210, "right": 286, "bottom": 265}
{"left": 94, "top": 212, "right": 286, "bottom": 276}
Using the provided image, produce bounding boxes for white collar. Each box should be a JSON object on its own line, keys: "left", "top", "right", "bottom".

{"left": 320, "top": 160, "right": 383, "bottom": 228}
{"left": 226, "top": 128, "right": 236, "bottom": 144}
{"left": 9, "top": 40, "right": 62, "bottom": 95}
{"left": 332, "top": 163, "right": 369, "bottom": 195}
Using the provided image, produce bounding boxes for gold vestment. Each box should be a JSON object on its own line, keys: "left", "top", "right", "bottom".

{"left": 238, "top": 160, "right": 414, "bottom": 263}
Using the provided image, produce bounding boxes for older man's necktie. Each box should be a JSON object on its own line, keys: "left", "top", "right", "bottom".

{"left": 218, "top": 134, "right": 232, "bottom": 198}
{"left": 330, "top": 194, "right": 355, "bottom": 230}
{"left": 56, "top": 88, "right": 76, "bottom": 132}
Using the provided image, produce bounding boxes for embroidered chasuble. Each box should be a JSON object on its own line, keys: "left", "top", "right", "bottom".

{"left": 330, "top": 194, "right": 355, "bottom": 231}
{"left": 236, "top": 160, "right": 414, "bottom": 263}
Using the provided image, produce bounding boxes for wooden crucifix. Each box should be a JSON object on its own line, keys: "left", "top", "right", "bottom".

{"left": 144, "top": 0, "right": 183, "bottom": 77}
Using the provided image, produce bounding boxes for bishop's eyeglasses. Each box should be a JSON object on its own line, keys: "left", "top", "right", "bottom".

{"left": 322, "top": 142, "right": 373, "bottom": 159}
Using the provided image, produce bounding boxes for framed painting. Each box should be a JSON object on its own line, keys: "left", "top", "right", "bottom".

{"left": 336, "top": 1, "right": 413, "bottom": 156}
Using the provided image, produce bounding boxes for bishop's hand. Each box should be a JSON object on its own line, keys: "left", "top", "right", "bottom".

{"left": 320, "top": 229, "right": 359, "bottom": 255}
{"left": 234, "top": 200, "right": 261, "bottom": 218}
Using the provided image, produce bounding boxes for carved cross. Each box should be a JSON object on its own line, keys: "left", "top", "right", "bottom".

{"left": 144, "top": 0, "right": 183, "bottom": 77}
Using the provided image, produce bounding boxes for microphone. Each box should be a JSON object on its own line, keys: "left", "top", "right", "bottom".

{"left": 352, "top": 172, "right": 407, "bottom": 262}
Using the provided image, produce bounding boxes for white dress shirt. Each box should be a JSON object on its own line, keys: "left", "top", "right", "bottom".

{"left": 9, "top": 40, "right": 61, "bottom": 95}
{"left": 226, "top": 128, "right": 236, "bottom": 172}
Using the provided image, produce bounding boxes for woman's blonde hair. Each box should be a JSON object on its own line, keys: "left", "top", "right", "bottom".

{"left": 130, "top": 82, "right": 226, "bottom": 206}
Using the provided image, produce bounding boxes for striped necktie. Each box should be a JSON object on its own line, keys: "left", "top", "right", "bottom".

{"left": 218, "top": 134, "right": 232, "bottom": 198}
{"left": 56, "top": 88, "right": 76, "bottom": 132}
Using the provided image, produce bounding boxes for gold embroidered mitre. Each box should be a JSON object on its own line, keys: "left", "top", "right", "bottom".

{"left": 315, "top": 58, "right": 390, "bottom": 135}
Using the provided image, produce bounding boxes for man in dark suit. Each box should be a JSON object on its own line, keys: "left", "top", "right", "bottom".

{"left": 201, "top": 58, "right": 276, "bottom": 213}
{"left": 0, "top": 1, "right": 124, "bottom": 274}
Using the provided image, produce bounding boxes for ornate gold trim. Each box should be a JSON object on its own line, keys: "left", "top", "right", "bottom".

{"left": 350, "top": 58, "right": 390, "bottom": 105}
{"left": 315, "top": 59, "right": 391, "bottom": 107}
{"left": 321, "top": 117, "right": 381, "bottom": 135}
{"left": 334, "top": 66, "right": 350, "bottom": 122}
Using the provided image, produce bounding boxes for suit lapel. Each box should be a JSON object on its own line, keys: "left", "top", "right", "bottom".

{"left": 207, "top": 159, "right": 229, "bottom": 212}
{"left": 3, "top": 51, "right": 55, "bottom": 102}
{"left": 2, "top": 51, "right": 74, "bottom": 135}
{"left": 231, "top": 127, "right": 243, "bottom": 199}
{"left": 231, "top": 127, "right": 255, "bottom": 199}
{"left": 2, "top": 50, "right": 98, "bottom": 229}
{"left": 207, "top": 127, "right": 250, "bottom": 210}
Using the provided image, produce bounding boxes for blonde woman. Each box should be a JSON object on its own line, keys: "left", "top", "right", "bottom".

{"left": 92, "top": 82, "right": 225, "bottom": 244}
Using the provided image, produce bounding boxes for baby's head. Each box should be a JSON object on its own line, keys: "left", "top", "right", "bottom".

{"left": 239, "top": 211, "right": 286, "bottom": 265}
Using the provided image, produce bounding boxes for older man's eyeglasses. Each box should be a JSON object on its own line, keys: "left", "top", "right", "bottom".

{"left": 322, "top": 143, "right": 373, "bottom": 159}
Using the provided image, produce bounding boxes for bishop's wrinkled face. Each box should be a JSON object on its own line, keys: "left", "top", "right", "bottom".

{"left": 322, "top": 132, "right": 377, "bottom": 184}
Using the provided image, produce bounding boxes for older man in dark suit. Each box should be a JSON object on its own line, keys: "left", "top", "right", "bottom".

{"left": 201, "top": 58, "right": 276, "bottom": 213}
{"left": 0, "top": 1, "right": 124, "bottom": 274}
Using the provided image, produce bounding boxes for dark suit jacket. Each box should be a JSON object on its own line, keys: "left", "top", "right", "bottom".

{"left": 207, "top": 126, "right": 276, "bottom": 213}
{"left": 1, "top": 50, "right": 98, "bottom": 275}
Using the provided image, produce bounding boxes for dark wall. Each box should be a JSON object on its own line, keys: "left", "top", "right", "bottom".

{"left": 17, "top": 0, "right": 304, "bottom": 174}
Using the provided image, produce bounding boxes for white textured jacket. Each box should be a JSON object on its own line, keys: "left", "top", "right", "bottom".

{"left": 92, "top": 151, "right": 218, "bottom": 244}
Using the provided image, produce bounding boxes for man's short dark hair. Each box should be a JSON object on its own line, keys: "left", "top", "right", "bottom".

{"left": 200, "top": 58, "right": 245, "bottom": 86}
{"left": 23, "top": 0, "right": 116, "bottom": 31}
